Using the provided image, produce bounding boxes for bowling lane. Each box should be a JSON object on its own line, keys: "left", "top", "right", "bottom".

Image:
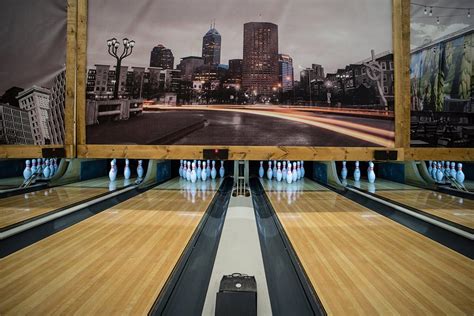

{"left": 0, "top": 177, "right": 24, "bottom": 190}
{"left": 347, "top": 178, "right": 474, "bottom": 230}
{"left": 0, "top": 177, "right": 221, "bottom": 315}
{"left": 0, "top": 176, "right": 132, "bottom": 230}
{"left": 262, "top": 178, "right": 474, "bottom": 314}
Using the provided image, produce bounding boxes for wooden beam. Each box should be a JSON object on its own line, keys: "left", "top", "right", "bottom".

{"left": 76, "top": 0, "right": 87, "bottom": 146}
{"left": 64, "top": 0, "right": 77, "bottom": 158}
{"left": 0, "top": 146, "right": 64, "bottom": 159}
{"left": 405, "top": 148, "right": 474, "bottom": 161}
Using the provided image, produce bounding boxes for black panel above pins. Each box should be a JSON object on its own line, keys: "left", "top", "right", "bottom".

{"left": 203, "top": 149, "right": 229, "bottom": 160}
{"left": 42, "top": 148, "right": 66, "bottom": 158}
{"left": 374, "top": 150, "right": 398, "bottom": 161}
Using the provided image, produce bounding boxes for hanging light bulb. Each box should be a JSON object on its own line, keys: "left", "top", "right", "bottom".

{"left": 429, "top": 7, "right": 433, "bottom": 16}
{"left": 436, "top": 16, "right": 440, "bottom": 24}
{"left": 424, "top": 6, "right": 427, "bottom": 15}
{"left": 468, "top": 9, "right": 471, "bottom": 18}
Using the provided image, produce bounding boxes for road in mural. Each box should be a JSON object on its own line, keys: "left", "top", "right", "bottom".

{"left": 410, "top": 0, "right": 473, "bottom": 147}
{"left": 86, "top": 0, "right": 395, "bottom": 147}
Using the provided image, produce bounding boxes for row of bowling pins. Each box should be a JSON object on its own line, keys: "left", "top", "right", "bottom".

{"left": 340, "top": 161, "right": 376, "bottom": 183}
{"left": 24, "top": 158, "right": 59, "bottom": 180}
{"left": 179, "top": 160, "right": 224, "bottom": 183}
{"left": 259, "top": 160, "right": 305, "bottom": 183}
{"left": 427, "top": 161, "right": 465, "bottom": 183}
{"left": 109, "top": 159, "right": 144, "bottom": 181}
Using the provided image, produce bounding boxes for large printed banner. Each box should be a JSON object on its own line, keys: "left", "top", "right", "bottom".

{"left": 410, "top": 0, "right": 473, "bottom": 148}
{"left": 0, "top": 0, "right": 67, "bottom": 145}
{"left": 86, "top": 0, "right": 394, "bottom": 147}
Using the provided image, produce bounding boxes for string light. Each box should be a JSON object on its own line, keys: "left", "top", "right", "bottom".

{"left": 468, "top": 9, "right": 471, "bottom": 18}
{"left": 424, "top": 6, "right": 427, "bottom": 15}
{"left": 436, "top": 16, "right": 440, "bottom": 24}
{"left": 429, "top": 7, "right": 433, "bottom": 16}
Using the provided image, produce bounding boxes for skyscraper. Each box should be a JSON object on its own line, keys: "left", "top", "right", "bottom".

{"left": 150, "top": 44, "right": 174, "bottom": 69}
{"left": 242, "top": 22, "right": 279, "bottom": 97}
{"left": 202, "top": 25, "right": 221, "bottom": 65}
{"left": 279, "top": 54, "right": 294, "bottom": 92}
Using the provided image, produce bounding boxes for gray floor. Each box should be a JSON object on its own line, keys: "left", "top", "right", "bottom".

{"left": 202, "top": 195, "right": 272, "bottom": 316}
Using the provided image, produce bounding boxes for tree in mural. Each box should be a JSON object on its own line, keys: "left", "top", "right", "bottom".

{"left": 459, "top": 35, "right": 472, "bottom": 100}
{"left": 365, "top": 49, "right": 388, "bottom": 109}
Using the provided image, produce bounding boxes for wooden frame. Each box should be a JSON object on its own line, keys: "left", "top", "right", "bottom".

{"left": 74, "top": 0, "right": 471, "bottom": 161}
{"left": 0, "top": 0, "right": 77, "bottom": 159}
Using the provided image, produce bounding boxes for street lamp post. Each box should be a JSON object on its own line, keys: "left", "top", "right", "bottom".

{"left": 107, "top": 37, "right": 135, "bottom": 100}
{"left": 336, "top": 73, "right": 350, "bottom": 105}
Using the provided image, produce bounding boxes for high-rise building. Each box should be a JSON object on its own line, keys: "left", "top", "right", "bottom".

{"left": 312, "top": 64, "right": 325, "bottom": 79}
{"left": 228, "top": 59, "right": 243, "bottom": 83}
{"left": 279, "top": 54, "right": 294, "bottom": 92}
{"left": 17, "top": 86, "right": 51, "bottom": 145}
{"left": 177, "top": 56, "right": 204, "bottom": 81}
{"left": 48, "top": 70, "right": 66, "bottom": 144}
{"left": 150, "top": 44, "right": 174, "bottom": 69}
{"left": 242, "top": 22, "right": 279, "bottom": 97}
{"left": 202, "top": 25, "right": 221, "bottom": 65}
{"left": 0, "top": 103, "right": 33, "bottom": 144}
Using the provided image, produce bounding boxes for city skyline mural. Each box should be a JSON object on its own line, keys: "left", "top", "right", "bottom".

{"left": 410, "top": 0, "right": 474, "bottom": 148}
{"left": 0, "top": 0, "right": 67, "bottom": 146}
{"left": 86, "top": 0, "right": 395, "bottom": 147}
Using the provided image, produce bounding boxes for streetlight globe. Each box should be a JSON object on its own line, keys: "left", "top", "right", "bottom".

{"left": 123, "top": 38, "right": 129, "bottom": 45}
{"left": 111, "top": 38, "right": 117, "bottom": 44}
{"left": 107, "top": 39, "right": 112, "bottom": 46}
{"left": 114, "top": 42, "right": 120, "bottom": 48}
{"left": 129, "top": 40, "right": 135, "bottom": 47}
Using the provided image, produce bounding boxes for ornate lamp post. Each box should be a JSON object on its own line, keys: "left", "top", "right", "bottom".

{"left": 107, "top": 37, "right": 135, "bottom": 99}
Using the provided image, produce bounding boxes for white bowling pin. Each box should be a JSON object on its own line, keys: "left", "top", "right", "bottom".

{"left": 436, "top": 162, "right": 444, "bottom": 182}
{"left": 137, "top": 160, "right": 144, "bottom": 178}
{"left": 43, "top": 159, "right": 51, "bottom": 178}
{"left": 201, "top": 161, "right": 207, "bottom": 181}
{"left": 276, "top": 162, "right": 282, "bottom": 182}
{"left": 456, "top": 163, "right": 465, "bottom": 184}
{"left": 368, "top": 161, "right": 376, "bottom": 183}
{"left": 186, "top": 161, "right": 192, "bottom": 181}
{"left": 450, "top": 162, "right": 456, "bottom": 179}
{"left": 197, "top": 161, "right": 202, "bottom": 180}
{"left": 124, "top": 159, "right": 131, "bottom": 179}
{"left": 300, "top": 161, "right": 305, "bottom": 178}
{"left": 219, "top": 161, "right": 225, "bottom": 178}
{"left": 267, "top": 161, "right": 273, "bottom": 180}
{"left": 206, "top": 160, "right": 211, "bottom": 177}
{"left": 272, "top": 160, "right": 277, "bottom": 177}
{"left": 444, "top": 161, "right": 450, "bottom": 177}
{"left": 427, "top": 161, "right": 433, "bottom": 176}
{"left": 341, "top": 161, "right": 348, "bottom": 180}
{"left": 282, "top": 161, "right": 287, "bottom": 181}
{"left": 354, "top": 161, "right": 361, "bottom": 181}
{"left": 37, "top": 159, "right": 43, "bottom": 174}
{"left": 296, "top": 161, "right": 301, "bottom": 179}
{"left": 190, "top": 162, "right": 197, "bottom": 183}
{"left": 23, "top": 160, "right": 32, "bottom": 180}
{"left": 292, "top": 162, "right": 298, "bottom": 182}
{"left": 259, "top": 161, "right": 265, "bottom": 178}
{"left": 31, "top": 159, "right": 37, "bottom": 175}
{"left": 286, "top": 164, "right": 293, "bottom": 184}
{"left": 179, "top": 160, "right": 183, "bottom": 178}
{"left": 431, "top": 163, "right": 437, "bottom": 179}
{"left": 211, "top": 161, "right": 217, "bottom": 179}
{"left": 109, "top": 159, "right": 117, "bottom": 181}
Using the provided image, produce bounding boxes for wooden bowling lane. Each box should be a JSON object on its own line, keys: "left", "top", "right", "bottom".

{"left": 266, "top": 180, "right": 474, "bottom": 314}
{"left": 0, "top": 177, "right": 219, "bottom": 315}
{"left": 350, "top": 178, "right": 474, "bottom": 230}
{"left": 0, "top": 177, "right": 130, "bottom": 230}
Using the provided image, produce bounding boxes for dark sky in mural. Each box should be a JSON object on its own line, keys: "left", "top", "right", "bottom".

{"left": 0, "top": 0, "right": 66, "bottom": 95}
{"left": 411, "top": 0, "right": 474, "bottom": 49}
{"left": 87, "top": 0, "right": 392, "bottom": 75}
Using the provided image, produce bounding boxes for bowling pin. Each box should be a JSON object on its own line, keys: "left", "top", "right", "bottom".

{"left": 300, "top": 161, "right": 305, "bottom": 178}
{"left": 450, "top": 162, "right": 456, "bottom": 179}
{"left": 341, "top": 161, "right": 348, "bottom": 180}
{"left": 201, "top": 161, "right": 208, "bottom": 181}
{"left": 197, "top": 161, "right": 202, "bottom": 180}
{"left": 431, "top": 163, "right": 437, "bottom": 179}
{"left": 456, "top": 163, "right": 465, "bottom": 184}
{"left": 182, "top": 160, "right": 187, "bottom": 179}
{"left": 286, "top": 163, "right": 293, "bottom": 184}
{"left": 292, "top": 162, "right": 298, "bottom": 182}
{"left": 296, "top": 161, "right": 301, "bottom": 180}
{"left": 137, "top": 160, "right": 144, "bottom": 179}
{"left": 259, "top": 161, "right": 265, "bottom": 178}
{"left": 273, "top": 160, "right": 277, "bottom": 177}
{"left": 37, "top": 159, "right": 43, "bottom": 175}
{"left": 186, "top": 161, "right": 192, "bottom": 181}
{"left": 31, "top": 159, "right": 37, "bottom": 175}
{"left": 368, "top": 161, "right": 376, "bottom": 183}
{"left": 444, "top": 161, "right": 450, "bottom": 177}
{"left": 190, "top": 162, "right": 197, "bottom": 183}
{"left": 109, "top": 159, "right": 117, "bottom": 181}
{"left": 211, "top": 161, "right": 217, "bottom": 179}
{"left": 282, "top": 161, "right": 287, "bottom": 181}
{"left": 267, "top": 161, "right": 273, "bottom": 180}
{"left": 436, "top": 162, "right": 444, "bottom": 182}
{"left": 219, "top": 161, "right": 225, "bottom": 178}
{"left": 23, "top": 160, "right": 32, "bottom": 180}
{"left": 179, "top": 160, "right": 183, "bottom": 178}
{"left": 43, "top": 159, "right": 51, "bottom": 178}
{"left": 354, "top": 161, "right": 361, "bottom": 181}
{"left": 124, "top": 159, "right": 131, "bottom": 180}
{"left": 276, "top": 162, "right": 282, "bottom": 182}
{"left": 206, "top": 160, "right": 211, "bottom": 177}
{"left": 427, "top": 161, "right": 433, "bottom": 176}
